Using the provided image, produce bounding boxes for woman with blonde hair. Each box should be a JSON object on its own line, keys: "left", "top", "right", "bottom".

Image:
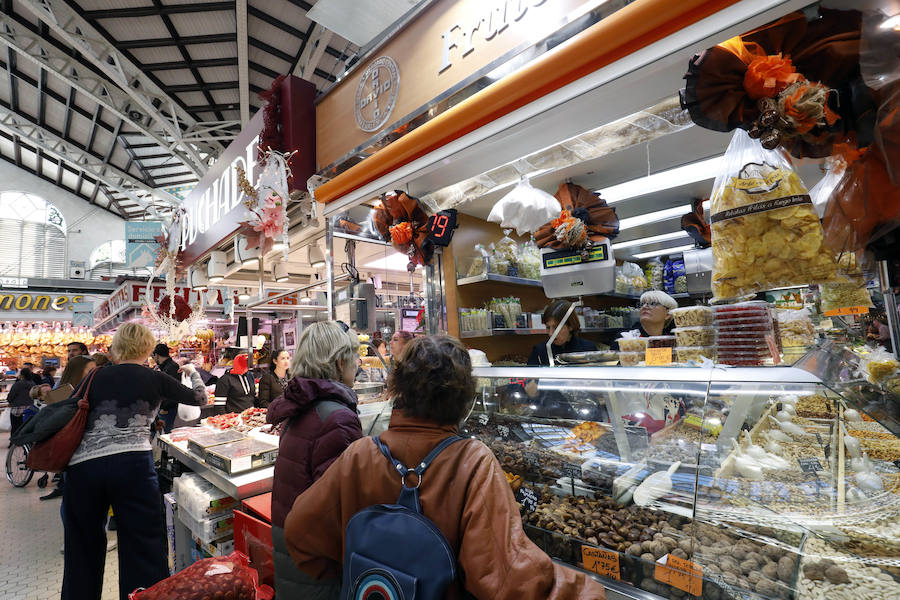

{"left": 266, "top": 321, "right": 362, "bottom": 599}
{"left": 62, "top": 322, "right": 206, "bottom": 600}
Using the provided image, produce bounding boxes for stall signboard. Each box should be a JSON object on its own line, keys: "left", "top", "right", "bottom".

{"left": 316, "top": 0, "right": 587, "bottom": 169}
{"left": 0, "top": 293, "right": 83, "bottom": 311}
{"left": 175, "top": 76, "right": 316, "bottom": 263}
{"left": 0, "top": 277, "right": 28, "bottom": 288}
{"left": 93, "top": 280, "right": 240, "bottom": 326}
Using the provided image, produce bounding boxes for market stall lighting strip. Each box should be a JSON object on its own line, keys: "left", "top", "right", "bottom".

{"left": 597, "top": 156, "right": 724, "bottom": 203}
{"left": 312, "top": 0, "right": 745, "bottom": 205}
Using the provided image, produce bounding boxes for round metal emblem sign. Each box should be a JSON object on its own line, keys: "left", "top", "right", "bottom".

{"left": 354, "top": 56, "right": 400, "bottom": 133}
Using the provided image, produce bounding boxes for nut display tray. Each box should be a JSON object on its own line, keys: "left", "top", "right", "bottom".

{"left": 186, "top": 429, "right": 247, "bottom": 459}
{"left": 204, "top": 437, "right": 279, "bottom": 475}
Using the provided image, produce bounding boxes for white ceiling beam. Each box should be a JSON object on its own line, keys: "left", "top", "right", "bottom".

{"left": 16, "top": 0, "right": 220, "bottom": 175}
{"left": 0, "top": 12, "right": 216, "bottom": 176}
{"left": 236, "top": 0, "right": 250, "bottom": 127}
{"left": 294, "top": 24, "right": 333, "bottom": 81}
{"left": 0, "top": 106, "right": 181, "bottom": 218}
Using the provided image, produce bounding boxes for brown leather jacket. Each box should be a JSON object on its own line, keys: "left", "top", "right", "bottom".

{"left": 284, "top": 411, "right": 606, "bottom": 599}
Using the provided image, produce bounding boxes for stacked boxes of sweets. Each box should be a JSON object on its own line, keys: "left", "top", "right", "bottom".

{"left": 714, "top": 301, "right": 777, "bottom": 366}
{"left": 670, "top": 306, "right": 717, "bottom": 364}
{"left": 774, "top": 309, "right": 816, "bottom": 364}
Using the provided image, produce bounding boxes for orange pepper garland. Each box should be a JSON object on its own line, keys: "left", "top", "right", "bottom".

{"left": 389, "top": 221, "right": 413, "bottom": 245}
{"left": 744, "top": 53, "right": 800, "bottom": 100}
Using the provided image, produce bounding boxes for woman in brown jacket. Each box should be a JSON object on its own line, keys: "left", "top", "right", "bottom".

{"left": 284, "top": 335, "right": 606, "bottom": 599}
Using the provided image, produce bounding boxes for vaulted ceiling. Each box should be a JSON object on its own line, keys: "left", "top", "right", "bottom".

{"left": 0, "top": 0, "right": 359, "bottom": 220}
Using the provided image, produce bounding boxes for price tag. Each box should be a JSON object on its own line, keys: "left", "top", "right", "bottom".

{"left": 477, "top": 413, "right": 489, "bottom": 426}
{"left": 515, "top": 486, "right": 539, "bottom": 512}
{"left": 824, "top": 305, "right": 870, "bottom": 317}
{"left": 645, "top": 347, "right": 672, "bottom": 366}
{"left": 654, "top": 554, "right": 703, "bottom": 596}
{"left": 497, "top": 425, "right": 510, "bottom": 439}
{"left": 582, "top": 546, "right": 620, "bottom": 581}
{"left": 798, "top": 457, "right": 824, "bottom": 473}
{"left": 522, "top": 452, "right": 541, "bottom": 468}
{"left": 562, "top": 463, "right": 582, "bottom": 480}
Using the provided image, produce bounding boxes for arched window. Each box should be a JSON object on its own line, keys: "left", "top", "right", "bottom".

{"left": 0, "top": 191, "right": 67, "bottom": 278}
{"left": 89, "top": 239, "right": 126, "bottom": 269}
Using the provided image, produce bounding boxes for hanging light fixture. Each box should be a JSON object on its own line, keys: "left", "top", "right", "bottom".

{"left": 207, "top": 251, "right": 227, "bottom": 283}
{"left": 308, "top": 244, "right": 326, "bottom": 269}
{"left": 273, "top": 259, "right": 289, "bottom": 283}
{"left": 238, "top": 288, "right": 251, "bottom": 301}
{"left": 234, "top": 235, "right": 259, "bottom": 268}
{"left": 188, "top": 266, "right": 208, "bottom": 291}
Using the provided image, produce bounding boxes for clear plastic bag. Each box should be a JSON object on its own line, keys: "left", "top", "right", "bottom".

{"left": 710, "top": 130, "right": 840, "bottom": 301}
{"left": 465, "top": 244, "right": 489, "bottom": 277}
{"left": 487, "top": 176, "right": 561, "bottom": 235}
{"left": 646, "top": 258, "right": 664, "bottom": 291}
{"left": 518, "top": 238, "right": 542, "bottom": 280}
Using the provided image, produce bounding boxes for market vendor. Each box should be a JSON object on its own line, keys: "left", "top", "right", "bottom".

{"left": 527, "top": 300, "right": 596, "bottom": 366}
{"left": 637, "top": 290, "right": 677, "bottom": 337}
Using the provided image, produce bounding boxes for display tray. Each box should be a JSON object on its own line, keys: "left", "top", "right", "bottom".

{"left": 557, "top": 351, "right": 620, "bottom": 364}
{"left": 186, "top": 429, "right": 247, "bottom": 460}
{"left": 204, "top": 438, "right": 279, "bottom": 475}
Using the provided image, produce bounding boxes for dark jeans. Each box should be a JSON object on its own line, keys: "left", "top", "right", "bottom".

{"left": 62, "top": 451, "right": 168, "bottom": 600}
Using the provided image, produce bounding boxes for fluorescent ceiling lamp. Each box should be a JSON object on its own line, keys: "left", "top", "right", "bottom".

{"left": 598, "top": 156, "right": 723, "bottom": 203}
{"left": 612, "top": 231, "right": 690, "bottom": 251}
{"left": 633, "top": 244, "right": 696, "bottom": 259}
{"left": 880, "top": 14, "right": 900, "bottom": 29}
{"left": 238, "top": 288, "right": 251, "bottom": 301}
{"left": 618, "top": 205, "right": 691, "bottom": 231}
{"left": 364, "top": 252, "right": 416, "bottom": 272}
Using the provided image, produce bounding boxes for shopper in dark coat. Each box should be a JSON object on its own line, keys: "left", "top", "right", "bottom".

{"left": 153, "top": 343, "right": 181, "bottom": 432}
{"left": 7, "top": 368, "right": 35, "bottom": 436}
{"left": 214, "top": 353, "right": 256, "bottom": 413}
{"left": 266, "top": 321, "right": 361, "bottom": 600}
{"left": 256, "top": 348, "right": 291, "bottom": 408}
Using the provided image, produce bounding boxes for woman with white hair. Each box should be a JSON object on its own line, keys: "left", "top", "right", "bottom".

{"left": 266, "top": 320, "right": 362, "bottom": 599}
{"left": 638, "top": 290, "right": 678, "bottom": 337}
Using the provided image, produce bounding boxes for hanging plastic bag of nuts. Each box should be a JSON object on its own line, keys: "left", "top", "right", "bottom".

{"left": 710, "top": 129, "right": 841, "bottom": 301}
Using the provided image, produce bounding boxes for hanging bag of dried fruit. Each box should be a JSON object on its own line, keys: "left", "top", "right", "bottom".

{"left": 709, "top": 129, "right": 841, "bottom": 302}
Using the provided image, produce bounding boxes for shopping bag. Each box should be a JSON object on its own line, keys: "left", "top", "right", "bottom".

{"left": 0, "top": 408, "right": 10, "bottom": 433}
{"left": 710, "top": 129, "right": 840, "bottom": 301}
{"left": 25, "top": 369, "right": 97, "bottom": 472}
{"left": 129, "top": 551, "right": 274, "bottom": 600}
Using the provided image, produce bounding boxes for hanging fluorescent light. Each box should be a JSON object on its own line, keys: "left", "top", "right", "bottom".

{"left": 234, "top": 235, "right": 259, "bottom": 268}
{"left": 598, "top": 156, "right": 723, "bottom": 203}
{"left": 612, "top": 231, "right": 690, "bottom": 251}
{"left": 238, "top": 288, "right": 251, "bottom": 301}
{"left": 618, "top": 205, "right": 691, "bottom": 231}
{"left": 207, "top": 251, "right": 227, "bottom": 283}
{"left": 363, "top": 252, "right": 413, "bottom": 272}
{"left": 300, "top": 295, "right": 313, "bottom": 304}
{"left": 188, "top": 266, "right": 208, "bottom": 291}
{"left": 308, "top": 245, "right": 326, "bottom": 269}
{"left": 273, "top": 259, "right": 289, "bottom": 283}
{"left": 633, "top": 244, "right": 697, "bottom": 259}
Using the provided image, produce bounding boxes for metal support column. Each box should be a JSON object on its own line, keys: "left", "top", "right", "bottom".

{"left": 326, "top": 219, "right": 335, "bottom": 320}
{"left": 878, "top": 260, "right": 900, "bottom": 357}
{"left": 424, "top": 248, "right": 447, "bottom": 335}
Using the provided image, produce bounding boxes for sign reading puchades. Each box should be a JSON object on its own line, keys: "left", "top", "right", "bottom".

{"left": 175, "top": 76, "right": 316, "bottom": 263}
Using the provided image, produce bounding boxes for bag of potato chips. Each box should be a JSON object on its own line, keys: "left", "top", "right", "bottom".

{"left": 710, "top": 130, "right": 840, "bottom": 302}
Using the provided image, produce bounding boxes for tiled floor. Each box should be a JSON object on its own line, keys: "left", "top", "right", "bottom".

{"left": 1, "top": 431, "right": 119, "bottom": 600}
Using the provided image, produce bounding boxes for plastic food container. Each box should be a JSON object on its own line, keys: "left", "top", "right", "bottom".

{"left": 617, "top": 337, "right": 648, "bottom": 353}
{"left": 676, "top": 346, "right": 717, "bottom": 363}
{"left": 187, "top": 429, "right": 247, "bottom": 460}
{"left": 670, "top": 306, "right": 714, "bottom": 327}
{"left": 647, "top": 335, "right": 676, "bottom": 348}
{"left": 618, "top": 351, "right": 642, "bottom": 366}
{"left": 204, "top": 438, "right": 278, "bottom": 475}
{"left": 673, "top": 326, "right": 716, "bottom": 347}
{"left": 177, "top": 506, "right": 234, "bottom": 543}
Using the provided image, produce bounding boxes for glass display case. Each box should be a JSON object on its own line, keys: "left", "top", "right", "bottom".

{"left": 464, "top": 362, "right": 900, "bottom": 600}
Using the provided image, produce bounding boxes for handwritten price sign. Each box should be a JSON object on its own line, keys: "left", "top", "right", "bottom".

{"left": 645, "top": 347, "right": 672, "bottom": 366}
{"left": 655, "top": 554, "right": 703, "bottom": 596}
{"left": 582, "top": 546, "right": 620, "bottom": 581}
{"left": 824, "top": 305, "right": 869, "bottom": 317}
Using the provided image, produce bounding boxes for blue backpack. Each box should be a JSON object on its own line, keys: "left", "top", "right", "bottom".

{"left": 341, "top": 434, "right": 463, "bottom": 600}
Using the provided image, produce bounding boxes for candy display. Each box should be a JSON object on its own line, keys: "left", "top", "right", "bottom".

{"left": 673, "top": 326, "right": 716, "bottom": 347}
{"left": 647, "top": 335, "right": 676, "bottom": 349}
{"left": 714, "top": 301, "right": 777, "bottom": 366}
{"left": 617, "top": 336, "right": 648, "bottom": 353}
{"left": 670, "top": 306, "right": 714, "bottom": 327}
{"left": 709, "top": 130, "right": 840, "bottom": 301}
{"left": 204, "top": 438, "right": 279, "bottom": 475}
{"left": 675, "top": 346, "right": 717, "bottom": 363}
{"left": 618, "top": 351, "right": 642, "bottom": 366}
{"left": 820, "top": 282, "right": 874, "bottom": 314}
